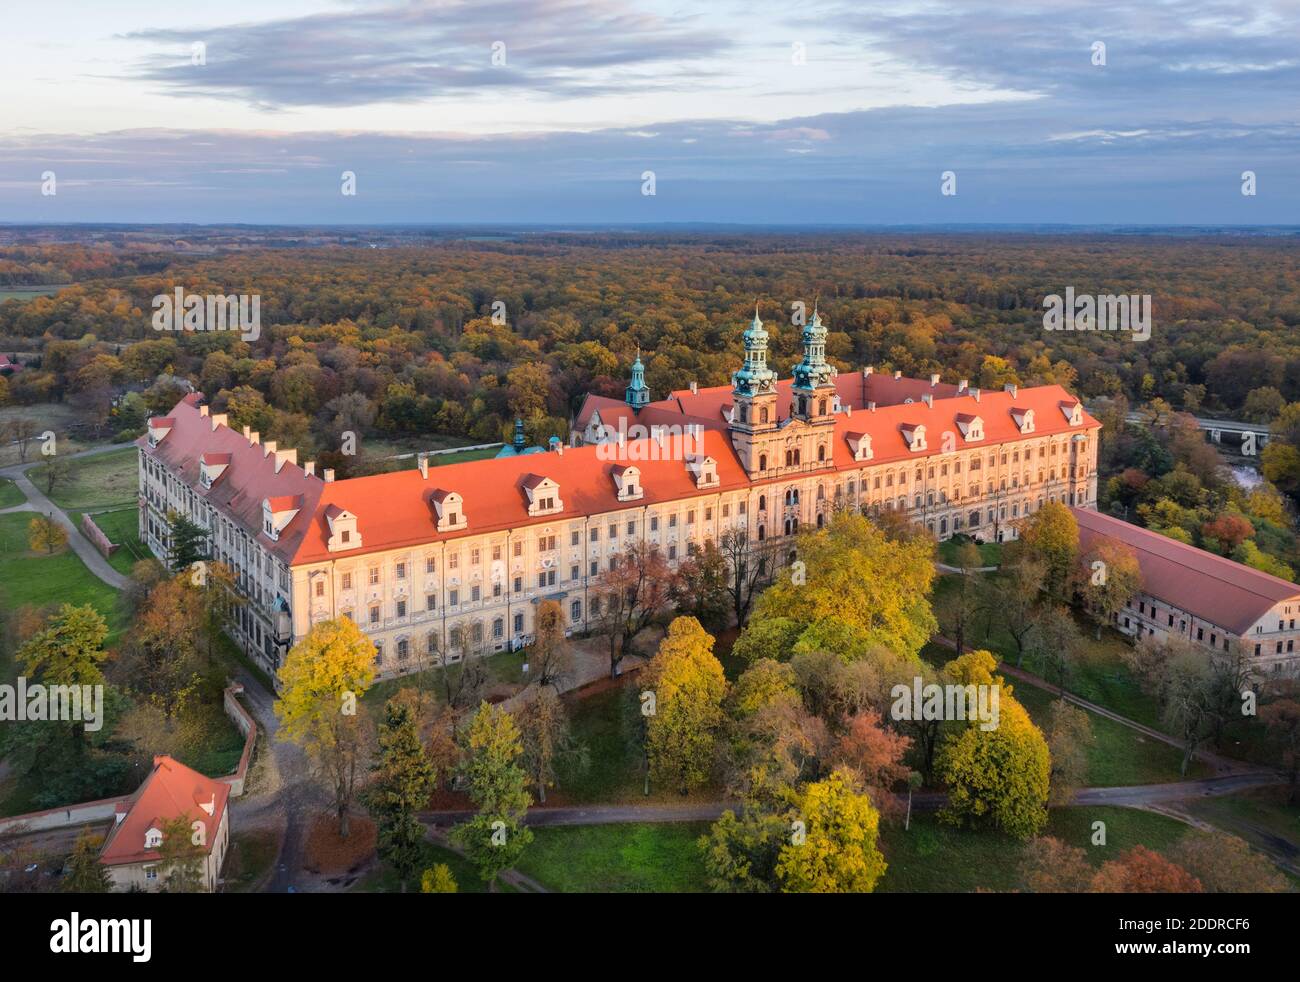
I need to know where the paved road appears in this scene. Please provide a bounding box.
[0,441,136,590]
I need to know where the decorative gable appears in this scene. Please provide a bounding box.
[612,464,643,501]
[325,504,362,552]
[430,489,467,532]
[686,453,719,489]
[522,474,564,516]
[1010,406,1035,434]
[900,422,927,451]
[955,413,984,442]
[1059,400,1084,426]
[262,495,303,541]
[846,432,873,461]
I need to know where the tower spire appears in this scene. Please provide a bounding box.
[625,347,650,410]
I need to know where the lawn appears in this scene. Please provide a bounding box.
[0,479,24,508]
[0,512,127,643]
[1184,788,1300,881]
[71,506,148,575]
[878,806,1189,892]
[30,446,138,511]
[938,536,1002,567]
[516,822,712,893]
[223,830,280,893]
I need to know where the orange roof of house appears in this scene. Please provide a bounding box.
[99,756,229,867]
[1072,507,1300,635]
[148,378,1097,568]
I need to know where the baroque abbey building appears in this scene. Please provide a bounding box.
[137,309,1101,677]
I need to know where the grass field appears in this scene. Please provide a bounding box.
[938,537,1002,567]
[0,479,24,508]
[1185,788,1300,882]
[30,446,138,511]
[517,822,712,892]
[0,285,67,302]
[355,839,505,893]
[223,830,280,893]
[0,512,126,642]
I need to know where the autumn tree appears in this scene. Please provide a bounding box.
[528,599,573,690]
[156,815,206,893]
[516,686,583,803]
[1016,501,1079,599]
[699,806,790,893]
[984,556,1046,665]
[938,651,1050,839]
[718,525,776,627]
[1260,680,1300,804]
[1090,846,1202,893]
[275,618,377,838]
[1074,539,1142,639]
[364,698,437,892]
[644,616,727,795]
[27,514,66,554]
[733,511,937,664]
[774,769,888,893]
[1170,830,1287,893]
[451,701,533,890]
[830,709,912,819]
[420,864,458,893]
[1019,836,1093,893]
[590,540,674,678]
[62,831,111,893]
[1026,604,1084,695]
[1045,699,1092,806]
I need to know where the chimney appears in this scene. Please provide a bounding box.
[262,440,277,458]
[867,401,877,412]
[558,444,564,457]
[417,453,428,480]
[210,413,228,431]
[689,381,698,395]
[248,431,259,446]
[242,425,251,440]
[930,373,940,386]
[863,366,874,377]
[304,461,316,477]
[323,468,335,483]
[1004,383,1018,398]
[200,405,210,418]
[893,370,902,380]
[922,393,933,408]
[845,405,853,417]
[273,447,297,473]
[972,388,981,403]
[958,379,968,392]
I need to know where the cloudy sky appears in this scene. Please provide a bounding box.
[1,0,1298,224]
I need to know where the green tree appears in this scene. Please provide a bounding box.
[156,815,206,892]
[63,831,111,893]
[166,513,210,572]
[451,702,533,889]
[516,686,582,803]
[420,864,458,893]
[1016,502,1079,599]
[364,698,437,892]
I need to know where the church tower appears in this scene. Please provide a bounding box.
[790,306,837,425]
[729,306,779,474]
[625,348,650,410]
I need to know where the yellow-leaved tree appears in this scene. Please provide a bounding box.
[645,616,727,795]
[275,617,377,838]
[775,768,887,893]
[732,511,937,665]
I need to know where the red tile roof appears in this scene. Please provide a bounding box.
[150,379,1097,568]
[99,756,229,867]
[1072,507,1300,636]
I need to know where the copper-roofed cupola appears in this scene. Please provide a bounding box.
[790,305,837,425]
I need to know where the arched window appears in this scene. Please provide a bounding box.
[940,517,948,536]
[794,449,801,465]
[785,450,793,467]
[758,525,766,541]
[759,494,767,511]
[759,454,768,471]
[760,407,769,424]
[818,398,827,415]
[817,444,826,462]
[816,513,824,529]
[969,509,980,527]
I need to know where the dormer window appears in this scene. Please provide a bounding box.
[199,452,231,489]
[901,423,928,452]
[262,494,303,542]
[326,505,362,553]
[846,432,873,461]
[146,417,174,448]
[613,465,643,501]
[1060,401,1084,426]
[430,490,468,532]
[686,454,719,489]
[145,827,162,849]
[522,475,564,516]
[955,413,984,442]
[1011,407,1035,434]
